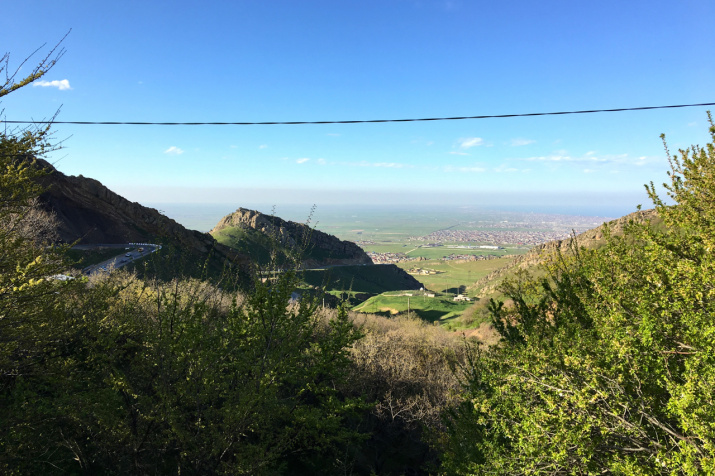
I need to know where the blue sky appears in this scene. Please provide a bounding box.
[2,0,714,216]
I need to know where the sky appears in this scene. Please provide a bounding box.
[2,0,714,217]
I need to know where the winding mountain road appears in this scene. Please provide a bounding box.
[77,243,161,276]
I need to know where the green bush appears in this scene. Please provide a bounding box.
[442,116,715,474]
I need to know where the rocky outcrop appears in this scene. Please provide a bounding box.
[470,208,660,295]
[211,207,373,268]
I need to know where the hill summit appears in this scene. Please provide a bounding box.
[210,208,373,268]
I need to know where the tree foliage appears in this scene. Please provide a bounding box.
[2,271,365,474]
[0,41,73,392]
[443,116,715,474]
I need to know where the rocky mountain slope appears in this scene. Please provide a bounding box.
[32,159,248,278]
[29,160,419,293]
[470,208,660,296]
[210,207,373,268]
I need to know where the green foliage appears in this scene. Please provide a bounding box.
[0,120,72,392]
[442,117,715,474]
[2,270,367,474]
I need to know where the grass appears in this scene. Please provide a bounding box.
[353,292,473,323]
[212,226,276,265]
[301,264,421,295]
[395,257,517,295]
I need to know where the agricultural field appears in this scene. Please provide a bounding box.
[353,291,473,323]
[397,257,516,295]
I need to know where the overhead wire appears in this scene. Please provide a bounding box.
[2,102,714,126]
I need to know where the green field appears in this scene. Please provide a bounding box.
[404,246,513,260]
[395,257,516,295]
[359,242,528,257]
[353,292,473,322]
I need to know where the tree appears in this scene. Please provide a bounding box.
[443,116,715,474]
[1,33,67,98]
[0,38,72,380]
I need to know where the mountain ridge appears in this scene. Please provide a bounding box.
[31,159,249,279]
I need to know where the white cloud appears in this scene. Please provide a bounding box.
[316,158,327,165]
[33,79,71,90]
[494,164,519,173]
[524,154,608,163]
[296,158,310,164]
[510,138,535,147]
[259,144,268,149]
[520,152,660,168]
[458,137,484,149]
[163,146,184,155]
[449,151,469,156]
[444,165,486,173]
[340,160,409,169]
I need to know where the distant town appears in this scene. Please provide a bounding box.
[416,229,576,246]
[366,251,505,264]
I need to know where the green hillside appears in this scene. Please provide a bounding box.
[212,225,280,266]
[300,264,423,306]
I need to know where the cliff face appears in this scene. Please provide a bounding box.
[211,207,373,268]
[470,208,660,295]
[33,160,246,266]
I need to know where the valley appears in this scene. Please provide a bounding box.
[142,202,617,328]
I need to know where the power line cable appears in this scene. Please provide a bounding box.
[2,102,714,126]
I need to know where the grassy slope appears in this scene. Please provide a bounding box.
[301,264,423,295]
[353,292,473,323]
[213,224,359,266]
[212,226,278,265]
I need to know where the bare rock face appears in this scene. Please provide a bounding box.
[32,160,245,265]
[211,208,373,267]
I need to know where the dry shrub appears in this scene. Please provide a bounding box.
[336,311,468,472]
[348,312,464,427]
[462,320,500,345]
[1,197,60,244]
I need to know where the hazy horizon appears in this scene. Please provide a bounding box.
[146,197,632,234]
